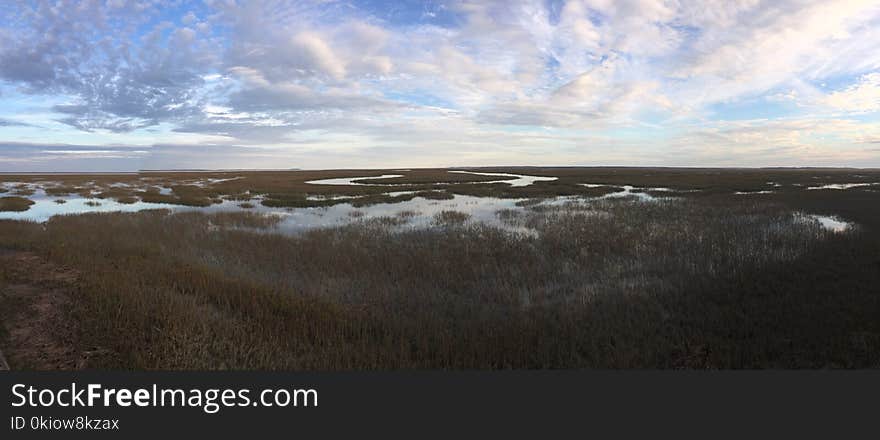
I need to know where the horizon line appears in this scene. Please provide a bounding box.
[2,165,880,175]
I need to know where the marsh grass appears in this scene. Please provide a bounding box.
[11,188,36,196]
[495,208,522,223]
[45,186,79,196]
[6,167,880,211]
[96,187,140,204]
[54,199,67,204]
[138,190,178,204]
[139,189,212,207]
[0,196,35,212]
[2,169,880,369]
[515,198,546,207]
[117,196,138,204]
[362,216,410,227]
[433,210,471,225]
[76,187,95,198]
[188,211,283,229]
[414,190,455,200]
[395,210,419,219]
[226,193,254,202]
[349,193,416,207]
[2,196,875,369]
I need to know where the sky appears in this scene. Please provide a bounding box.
[1,0,880,172]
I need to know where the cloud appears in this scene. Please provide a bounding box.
[0,142,150,172]
[822,73,880,112]
[0,118,32,127]
[666,118,880,166]
[224,67,401,112]
[1,0,880,169]
[668,0,880,105]
[288,32,347,80]
[0,0,219,132]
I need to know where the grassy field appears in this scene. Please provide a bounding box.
[1,168,879,369]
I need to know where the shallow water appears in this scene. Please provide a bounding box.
[271,195,529,234]
[305,190,419,201]
[0,188,538,235]
[804,214,851,233]
[210,194,542,235]
[807,183,877,190]
[0,189,183,222]
[447,171,558,187]
[603,186,655,201]
[580,184,672,201]
[304,174,404,186]
[2,185,856,236]
[305,171,558,188]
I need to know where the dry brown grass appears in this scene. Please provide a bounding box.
[433,210,471,225]
[117,196,138,204]
[96,187,139,204]
[2,192,876,369]
[1,169,879,369]
[45,186,79,196]
[0,196,35,212]
[11,187,36,197]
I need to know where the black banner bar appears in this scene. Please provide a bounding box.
[1,371,876,438]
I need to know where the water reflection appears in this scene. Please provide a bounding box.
[448,171,558,187]
[271,195,527,234]
[2,187,857,236]
[0,188,534,235]
[0,189,182,222]
[807,183,878,190]
[305,171,559,187]
[580,184,674,201]
[801,214,851,233]
[304,174,404,186]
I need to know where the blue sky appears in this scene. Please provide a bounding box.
[1,0,879,171]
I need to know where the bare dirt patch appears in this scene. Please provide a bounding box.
[0,250,82,369]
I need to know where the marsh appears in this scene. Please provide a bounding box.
[0,167,878,369]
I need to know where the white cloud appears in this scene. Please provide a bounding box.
[670,0,880,105]
[2,0,880,168]
[667,117,880,166]
[288,31,347,80]
[823,73,880,113]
